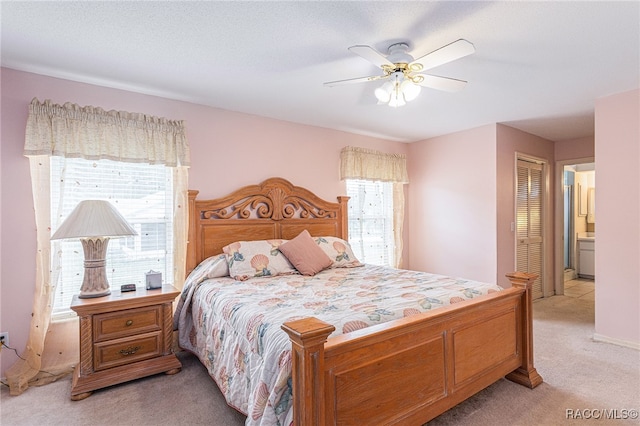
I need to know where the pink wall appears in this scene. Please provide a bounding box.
[496,124,555,289]
[594,89,640,346]
[555,136,595,161]
[407,124,555,289]
[407,124,498,283]
[0,68,408,376]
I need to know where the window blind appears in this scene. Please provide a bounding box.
[50,157,174,316]
[346,179,395,267]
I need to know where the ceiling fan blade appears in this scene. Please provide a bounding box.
[348,45,394,69]
[324,74,389,87]
[413,74,468,92]
[410,39,475,72]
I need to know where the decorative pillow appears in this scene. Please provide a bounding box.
[314,236,363,268]
[185,254,229,285]
[222,239,297,281]
[279,230,333,276]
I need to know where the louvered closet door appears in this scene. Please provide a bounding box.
[516,159,544,299]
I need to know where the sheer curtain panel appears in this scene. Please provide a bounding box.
[7,98,190,395]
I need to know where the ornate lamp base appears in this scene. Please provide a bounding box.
[79,237,112,299]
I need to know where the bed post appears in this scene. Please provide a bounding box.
[281,317,335,426]
[505,272,543,389]
[186,190,199,275]
[336,195,349,239]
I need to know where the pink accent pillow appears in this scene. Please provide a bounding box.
[279,230,333,276]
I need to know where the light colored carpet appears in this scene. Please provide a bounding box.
[1,295,638,425]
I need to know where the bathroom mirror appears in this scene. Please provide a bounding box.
[578,182,587,216]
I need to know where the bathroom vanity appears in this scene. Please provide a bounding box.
[577,233,595,278]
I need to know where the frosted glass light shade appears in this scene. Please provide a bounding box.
[401,80,422,102]
[377,71,421,107]
[51,200,137,240]
[375,81,393,103]
[388,96,406,108]
[388,87,406,108]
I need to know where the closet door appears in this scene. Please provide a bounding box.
[516,159,544,299]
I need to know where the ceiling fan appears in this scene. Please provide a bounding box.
[324,39,475,107]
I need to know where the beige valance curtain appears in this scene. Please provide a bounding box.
[24,98,190,166]
[340,146,408,183]
[7,98,190,396]
[340,146,408,268]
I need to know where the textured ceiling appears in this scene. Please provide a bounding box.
[2,1,639,142]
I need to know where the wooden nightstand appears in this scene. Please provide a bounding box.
[70,285,182,400]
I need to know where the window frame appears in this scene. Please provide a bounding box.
[49,156,175,318]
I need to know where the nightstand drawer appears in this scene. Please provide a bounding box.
[93,305,162,342]
[94,332,162,371]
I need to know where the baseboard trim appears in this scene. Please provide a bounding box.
[593,333,640,350]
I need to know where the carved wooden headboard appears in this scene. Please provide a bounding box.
[186,177,349,274]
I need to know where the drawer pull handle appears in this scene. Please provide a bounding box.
[125,320,133,326]
[119,346,141,356]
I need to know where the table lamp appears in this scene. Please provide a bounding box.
[51,200,137,298]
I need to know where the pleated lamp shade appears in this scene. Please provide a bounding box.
[51,200,137,240]
[51,200,137,298]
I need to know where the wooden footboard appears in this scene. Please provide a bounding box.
[282,272,542,425]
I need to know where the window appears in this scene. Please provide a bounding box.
[11,98,189,396]
[50,157,173,316]
[346,179,395,266]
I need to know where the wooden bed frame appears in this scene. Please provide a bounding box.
[186,177,542,425]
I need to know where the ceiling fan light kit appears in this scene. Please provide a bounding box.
[325,39,475,108]
[374,71,422,107]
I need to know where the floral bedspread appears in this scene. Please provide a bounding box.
[174,264,502,426]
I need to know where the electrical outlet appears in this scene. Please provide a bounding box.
[0,332,8,347]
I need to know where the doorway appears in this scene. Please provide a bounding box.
[563,168,576,279]
[554,158,595,296]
